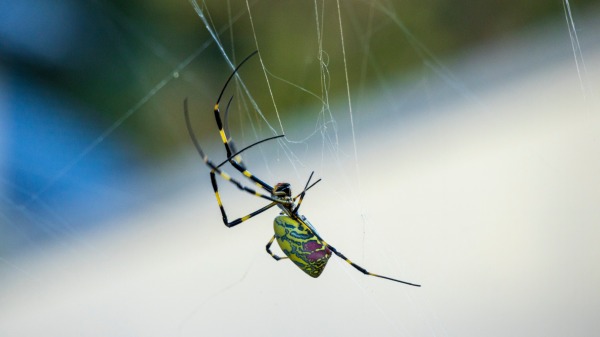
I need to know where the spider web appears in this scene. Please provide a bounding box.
[1,1,598,337]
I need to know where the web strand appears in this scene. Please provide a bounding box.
[562,0,590,99]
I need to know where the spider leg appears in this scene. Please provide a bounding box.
[212,51,275,193]
[214,101,275,193]
[323,242,421,287]
[185,99,283,227]
[292,171,322,214]
[209,169,279,227]
[210,175,278,226]
[185,52,293,228]
[215,134,285,169]
[265,235,288,261]
[214,51,258,159]
[222,95,246,169]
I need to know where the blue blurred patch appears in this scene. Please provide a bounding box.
[1,72,141,254]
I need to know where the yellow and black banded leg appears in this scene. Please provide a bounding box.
[293,171,322,214]
[221,96,246,169]
[207,162,276,205]
[186,98,283,227]
[209,170,280,227]
[212,50,274,194]
[214,102,274,193]
[213,50,258,162]
[214,135,284,170]
[265,235,288,261]
[324,243,421,287]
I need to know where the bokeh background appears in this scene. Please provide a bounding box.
[1,1,599,336]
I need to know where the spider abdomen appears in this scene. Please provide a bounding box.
[273,215,332,278]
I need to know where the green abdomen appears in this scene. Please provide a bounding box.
[273,215,332,278]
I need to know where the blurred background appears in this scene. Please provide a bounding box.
[1,0,599,336]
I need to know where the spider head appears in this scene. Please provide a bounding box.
[273,183,292,198]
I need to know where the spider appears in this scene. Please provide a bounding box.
[184,51,420,287]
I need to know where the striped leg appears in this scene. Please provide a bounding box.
[214,101,274,193]
[221,95,246,169]
[324,242,421,287]
[212,50,275,194]
[213,51,258,157]
[185,99,282,227]
[209,170,280,227]
[265,235,288,261]
[292,171,322,214]
[186,99,275,205]
[208,168,278,227]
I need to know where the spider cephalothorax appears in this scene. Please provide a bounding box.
[273,182,292,198]
[273,182,294,211]
[184,51,420,287]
